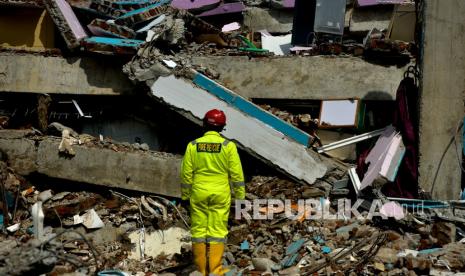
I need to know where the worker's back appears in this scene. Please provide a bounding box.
[184,131,233,194]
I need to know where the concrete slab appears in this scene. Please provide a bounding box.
[192,56,409,100]
[150,75,327,184]
[0,131,182,197]
[36,139,181,197]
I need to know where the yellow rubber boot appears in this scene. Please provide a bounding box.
[193,243,207,276]
[208,243,229,276]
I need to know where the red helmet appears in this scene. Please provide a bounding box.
[204,109,226,126]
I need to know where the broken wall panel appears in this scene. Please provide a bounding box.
[43,0,88,49]
[81,37,144,54]
[150,74,328,185]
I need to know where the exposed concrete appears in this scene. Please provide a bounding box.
[243,7,293,33]
[0,131,182,197]
[0,52,407,100]
[192,56,409,100]
[349,6,393,34]
[418,0,465,199]
[0,130,37,175]
[150,75,329,185]
[0,53,135,95]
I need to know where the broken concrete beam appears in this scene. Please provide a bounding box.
[149,74,328,185]
[43,0,88,49]
[88,18,137,39]
[191,56,410,100]
[115,0,170,26]
[81,37,145,55]
[0,130,182,198]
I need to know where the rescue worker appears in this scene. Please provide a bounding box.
[181,109,245,276]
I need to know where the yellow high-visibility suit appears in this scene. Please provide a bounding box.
[181,131,244,276]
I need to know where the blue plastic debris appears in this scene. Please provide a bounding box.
[0,214,3,228]
[280,238,306,268]
[6,192,14,209]
[98,270,128,276]
[322,246,331,254]
[240,240,249,251]
[286,238,306,255]
[418,248,442,255]
[336,222,359,234]
[313,236,325,245]
[84,37,145,48]
[281,253,299,268]
[116,0,170,19]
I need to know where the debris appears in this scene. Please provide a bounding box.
[380,201,405,220]
[432,222,457,246]
[317,127,387,153]
[360,125,403,190]
[38,189,53,202]
[252,257,277,272]
[162,59,177,69]
[31,201,44,241]
[128,227,190,260]
[222,22,241,33]
[81,37,145,55]
[82,209,105,229]
[260,32,292,56]
[240,240,250,251]
[58,129,77,156]
[6,223,20,233]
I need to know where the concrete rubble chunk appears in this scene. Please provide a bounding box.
[81,208,105,229]
[432,222,457,246]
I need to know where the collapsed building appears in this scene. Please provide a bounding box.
[0,0,465,275]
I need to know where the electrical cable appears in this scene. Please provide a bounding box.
[430,119,464,195]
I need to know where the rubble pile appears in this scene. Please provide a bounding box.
[0,0,416,62]
[220,176,465,275]
[0,160,192,274]
[2,160,465,275]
